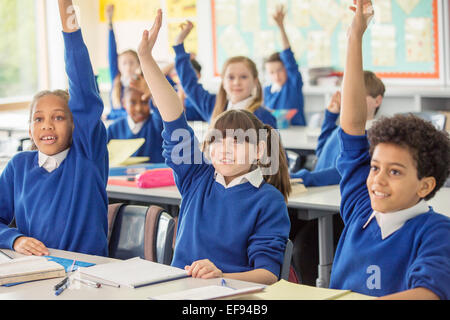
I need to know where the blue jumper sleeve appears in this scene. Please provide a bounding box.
[316,110,339,157]
[173,43,217,122]
[290,167,341,187]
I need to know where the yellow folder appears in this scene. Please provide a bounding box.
[107,138,150,167]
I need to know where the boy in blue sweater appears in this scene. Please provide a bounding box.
[0,0,108,256]
[106,84,165,163]
[137,11,291,284]
[263,5,306,126]
[291,70,385,186]
[330,0,450,299]
[172,21,277,129]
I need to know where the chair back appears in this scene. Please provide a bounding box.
[280,239,294,280]
[107,203,175,265]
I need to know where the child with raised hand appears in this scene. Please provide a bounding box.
[330,0,450,299]
[264,4,306,126]
[0,0,109,256]
[138,10,291,285]
[172,21,277,129]
[291,70,385,186]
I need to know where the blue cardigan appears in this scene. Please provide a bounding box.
[163,113,290,277]
[173,43,277,129]
[329,128,450,299]
[106,114,165,163]
[263,48,306,126]
[0,30,109,256]
[291,110,341,186]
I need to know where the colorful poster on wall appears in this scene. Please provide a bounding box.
[99,0,159,22]
[166,0,196,18]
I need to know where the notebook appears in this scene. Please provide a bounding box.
[149,284,265,300]
[0,256,66,285]
[107,138,149,167]
[78,257,188,288]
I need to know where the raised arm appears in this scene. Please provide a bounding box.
[58,0,79,33]
[138,9,183,122]
[106,4,119,84]
[340,0,373,135]
[273,4,290,50]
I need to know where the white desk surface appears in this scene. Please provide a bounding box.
[0,249,262,300]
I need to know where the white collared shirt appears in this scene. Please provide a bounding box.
[226,95,255,111]
[215,167,264,189]
[38,148,70,173]
[127,116,145,135]
[270,83,282,94]
[362,200,430,240]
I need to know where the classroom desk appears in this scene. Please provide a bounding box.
[0,248,262,300]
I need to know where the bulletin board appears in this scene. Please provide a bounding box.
[211,0,441,80]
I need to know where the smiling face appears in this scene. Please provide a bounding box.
[366,143,435,213]
[222,62,256,104]
[29,94,74,156]
[122,88,150,124]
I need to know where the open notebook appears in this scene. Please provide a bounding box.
[107,138,149,167]
[78,257,188,288]
[0,256,66,285]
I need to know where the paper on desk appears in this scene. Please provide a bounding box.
[107,138,146,167]
[149,284,265,300]
[242,279,351,300]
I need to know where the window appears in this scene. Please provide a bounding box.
[0,0,38,99]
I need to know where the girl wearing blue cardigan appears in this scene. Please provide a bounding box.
[0,0,108,256]
[263,5,306,126]
[137,11,291,284]
[331,0,450,299]
[172,21,277,129]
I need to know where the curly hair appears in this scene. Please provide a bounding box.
[367,114,450,200]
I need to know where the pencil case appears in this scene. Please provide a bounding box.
[136,168,175,188]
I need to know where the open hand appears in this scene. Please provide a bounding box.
[137,9,163,59]
[174,20,194,46]
[348,0,374,38]
[13,236,49,256]
[327,91,341,114]
[272,4,286,28]
[185,259,223,279]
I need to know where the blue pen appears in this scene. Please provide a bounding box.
[54,281,70,296]
[221,278,236,290]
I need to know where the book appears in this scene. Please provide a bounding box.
[0,256,66,286]
[78,257,188,288]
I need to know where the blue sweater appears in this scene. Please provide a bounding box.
[291,110,341,186]
[163,113,290,277]
[173,43,277,129]
[0,30,109,256]
[106,114,165,163]
[329,128,450,299]
[263,48,306,126]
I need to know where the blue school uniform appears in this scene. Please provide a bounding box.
[0,30,108,256]
[263,48,306,126]
[329,128,450,299]
[163,113,290,277]
[173,43,277,128]
[106,114,165,163]
[290,110,341,186]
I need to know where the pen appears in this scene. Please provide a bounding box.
[54,280,70,296]
[221,278,236,290]
[73,278,101,288]
[54,276,69,291]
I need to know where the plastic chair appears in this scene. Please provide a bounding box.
[107,203,175,265]
[279,239,294,281]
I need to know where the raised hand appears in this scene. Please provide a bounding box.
[58,0,79,33]
[174,20,194,46]
[327,91,341,114]
[348,0,374,38]
[272,4,286,29]
[137,9,163,59]
[106,4,114,24]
